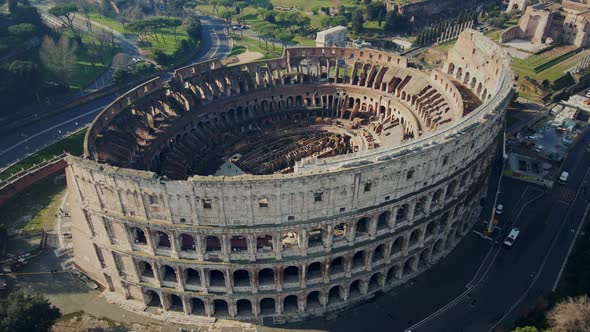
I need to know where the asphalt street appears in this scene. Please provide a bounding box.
[0,14,231,170]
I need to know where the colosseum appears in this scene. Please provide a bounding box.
[65,30,513,324]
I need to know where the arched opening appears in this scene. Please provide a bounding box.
[391,236,404,256]
[355,218,369,238]
[386,265,401,284]
[372,244,385,263]
[205,236,221,252]
[209,270,226,288]
[447,181,457,199]
[330,257,345,275]
[308,228,324,248]
[403,257,417,276]
[425,221,436,239]
[283,295,299,313]
[258,268,275,286]
[233,269,250,287]
[138,261,154,278]
[409,228,421,247]
[185,268,201,287]
[349,280,363,298]
[230,235,247,252]
[256,234,273,252]
[377,211,390,231]
[161,265,177,283]
[352,251,365,270]
[333,223,348,241]
[282,232,300,250]
[191,298,206,315]
[368,273,382,293]
[433,239,444,257]
[169,294,183,312]
[397,204,409,222]
[213,299,229,317]
[327,285,344,305]
[283,266,300,284]
[145,290,161,308]
[236,299,253,317]
[156,231,170,248]
[432,189,444,208]
[260,298,276,315]
[180,234,195,251]
[131,227,147,244]
[419,249,430,269]
[306,291,322,310]
[307,262,322,281]
[415,196,427,216]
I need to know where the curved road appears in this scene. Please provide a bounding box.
[0,14,231,170]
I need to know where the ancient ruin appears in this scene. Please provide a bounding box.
[66,30,513,324]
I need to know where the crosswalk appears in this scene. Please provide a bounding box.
[558,188,576,203]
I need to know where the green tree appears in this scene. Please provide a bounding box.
[48,4,78,36]
[512,327,540,332]
[352,8,364,33]
[384,11,409,34]
[40,35,78,84]
[187,18,202,41]
[275,30,293,48]
[0,291,61,331]
[8,23,37,40]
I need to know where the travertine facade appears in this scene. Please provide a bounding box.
[66,30,512,324]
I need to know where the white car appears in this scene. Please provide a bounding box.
[534,145,544,152]
[495,204,503,215]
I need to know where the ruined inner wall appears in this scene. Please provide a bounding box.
[67,30,513,323]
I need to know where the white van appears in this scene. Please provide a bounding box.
[558,171,569,184]
[495,204,503,215]
[503,228,520,248]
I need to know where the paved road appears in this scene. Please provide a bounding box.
[0,14,231,170]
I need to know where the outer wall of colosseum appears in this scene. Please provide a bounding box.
[65,30,513,324]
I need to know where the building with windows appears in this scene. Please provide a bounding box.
[66,30,513,324]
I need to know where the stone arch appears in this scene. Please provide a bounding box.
[397,204,409,222]
[456,67,463,80]
[408,228,421,247]
[447,180,457,198]
[330,256,345,275]
[191,297,206,315]
[403,256,417,276]
[327,285,344,305]
[477,82,483,96]
[230,235,247,252]
[236,299,253,317]
[372,244,386,263]
[447,63,456,75]
[425,221,437,239]
[418,248,431,269]
[168,294,183,312]
[432,188,444,208]
[233,269,251,287]
[351,250,366,270]
[386,264,401,284]
[205,235,221,252]
[333,223,348,241]
[260,297,276,315]
[283,295,299,313]
[391,236,404,256]
[156,231,170,248]
[282,231,300,250]
[256,234,273,252]
[145,290,161,308]
[306,291,322,310]
[349,279,363,299]
[179,234,195,251]
[258,268,275,286]
[308,228,324,248]
[355,217,370,238]
[209,270,226,288]
[433,239,444,257]
[368,272,383,292]
[415,196,427,216]
[161,265,177,283]
[185,268,201,287]
[375,210,391,230]
[470,77,477,89]
[131,227,147,244]
[138,261,154,278]
[283,266,300,284]
[307,262,322,281]
[213,299,229,317]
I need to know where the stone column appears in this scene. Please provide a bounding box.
[368,216,378,240]
[196,235,204,261]
[152,262,163,288]
[276,268,283,292]
[300,263,307,289]
[144,227,157,255]
[170,232,180,259]
[325,225,333,251]
[225,270,233,295]
[182,295,191,315]
[176,267,185,291]
[221,235,230,262]
[273,233,282,259]
[200,268,209,294]
[250,269,258,294]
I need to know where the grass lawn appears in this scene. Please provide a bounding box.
[232,35,283,59]
[293,36,316,46]
[511,46,583,84]
[87,13,126,34]
[0,129,85,182]
[0,173,66,232]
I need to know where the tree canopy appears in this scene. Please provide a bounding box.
[0,291,61,331]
